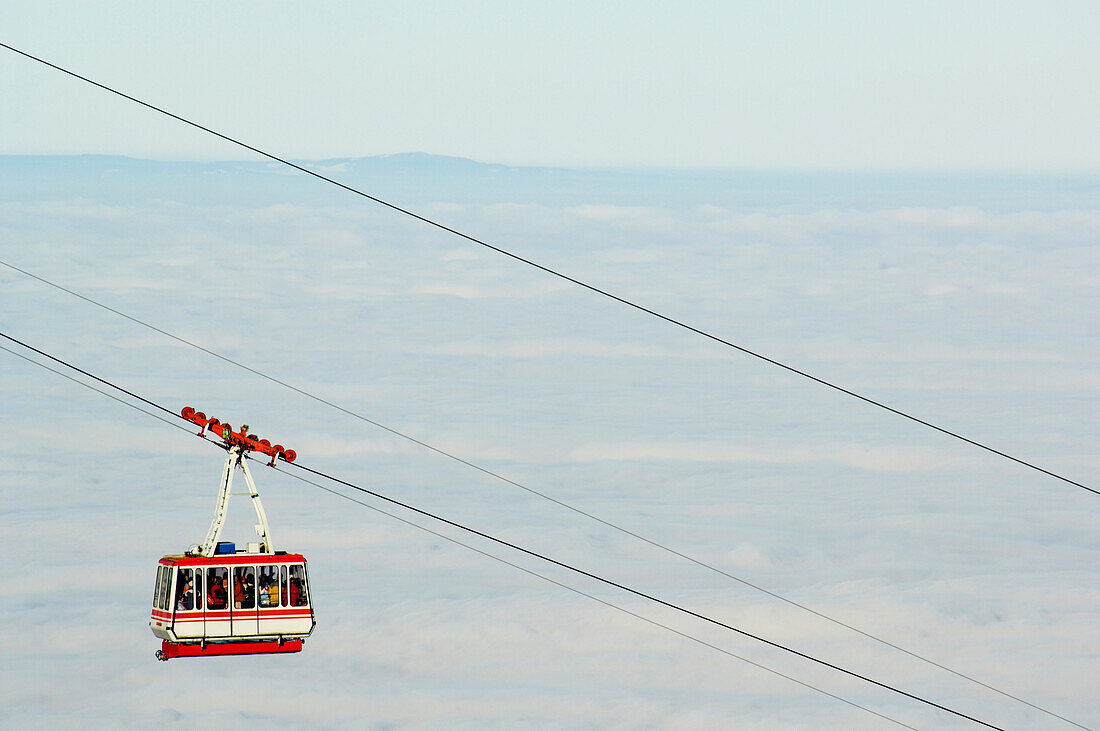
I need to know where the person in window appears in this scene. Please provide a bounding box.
[242,573,255,609]
[258,578,271,607]
[289,577,305,606]
[233,573,246,609]
[177,578,194,610]
[208,575,227,609]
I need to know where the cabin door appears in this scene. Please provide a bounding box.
[231,566,259,636]
[203,566,231,637]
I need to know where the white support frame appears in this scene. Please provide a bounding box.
[198,446,273,556]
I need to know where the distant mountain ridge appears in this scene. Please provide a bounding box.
[0,151,528,173]
[2,153,1097,211]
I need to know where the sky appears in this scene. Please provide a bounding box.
[1,3,1098,730]
[1,1,1099,170]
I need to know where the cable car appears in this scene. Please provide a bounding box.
[151,407,315,660]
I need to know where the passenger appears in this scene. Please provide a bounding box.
[269,578,280,606]
[289,577,303,606]
[258,579,271,608]
[233,574,246,609]
[242,574,256,609]
[177,579,194,610]
[208,575,227,609]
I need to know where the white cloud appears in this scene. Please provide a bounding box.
[560,441,958,473]
[414,282,485,299]
[306,162,348,173]
[412,278,571,299]
[724,544,776,571]
[408,339,719,360]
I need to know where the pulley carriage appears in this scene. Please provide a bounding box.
[150,407,315,660]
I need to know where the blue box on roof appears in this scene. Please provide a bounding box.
[215,542,236,555]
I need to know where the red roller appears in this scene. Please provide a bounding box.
[181,406,297,464]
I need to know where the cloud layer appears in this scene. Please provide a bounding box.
[1,157,1097,729]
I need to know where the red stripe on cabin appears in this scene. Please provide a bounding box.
[159,554,306,567]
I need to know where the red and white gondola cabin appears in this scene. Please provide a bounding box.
[150,407,315,660]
